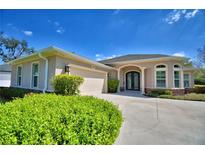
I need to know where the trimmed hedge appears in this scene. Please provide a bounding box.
[0,94,122,145]
[0,87,39,100]
[108,79,119,93]
[51,74,84,95]
[146,89,172,97]
[194,78,205,85]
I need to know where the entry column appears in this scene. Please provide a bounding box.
[141,67,145,94]
[117,68,120,92]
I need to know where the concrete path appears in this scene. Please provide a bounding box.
[85,91,205,145]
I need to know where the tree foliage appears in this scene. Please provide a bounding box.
[197,45,205,67]
[0,32,35,62]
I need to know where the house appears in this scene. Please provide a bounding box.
[9,46,195,94]
[0,64,11,87]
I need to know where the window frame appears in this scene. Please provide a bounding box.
[154,64,168,88]
[173,64,182,88]
[173,70,180,88]
[31,61,40,89]
[16,65,23,87]
[184,73,191,88]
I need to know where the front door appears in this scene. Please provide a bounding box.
[126,71,140,91]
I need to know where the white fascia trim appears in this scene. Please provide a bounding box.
[106,57,184,65]
[68,64,108,74]
[38,53,48,93]
[51,46,115,70]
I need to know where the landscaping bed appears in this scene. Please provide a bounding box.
[0,94,122,145]
[159,93,205,101]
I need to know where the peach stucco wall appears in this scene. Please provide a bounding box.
[109,59,194,89]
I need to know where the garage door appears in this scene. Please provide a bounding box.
[70,67,107,94]
[0,72,11,87]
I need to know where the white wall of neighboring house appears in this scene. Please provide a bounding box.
[0,64,11,87]
[0,72,11,87]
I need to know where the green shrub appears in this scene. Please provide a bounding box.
[0,87,38,100]
[0,94,122,145]
[51,74,84,95]
[146,89,172,97]
[194,78,205,85]
[108,79,119,93]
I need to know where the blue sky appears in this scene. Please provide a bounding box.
[0,9,205,63]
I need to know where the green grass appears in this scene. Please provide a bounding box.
[194,84,205,88]
[159,93,205,101]
[0,94,122,145]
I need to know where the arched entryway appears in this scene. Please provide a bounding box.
[126,71,140,91]
[117,64,146,94]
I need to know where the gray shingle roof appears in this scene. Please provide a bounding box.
[0,64,11,72]
[99,54,172,64]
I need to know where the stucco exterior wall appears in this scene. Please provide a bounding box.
[109,59,194,89]
[55,56,108,93]
[11,56,56,91]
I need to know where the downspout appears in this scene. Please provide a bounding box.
[38,53,48,93]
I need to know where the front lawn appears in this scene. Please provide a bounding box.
[0,94,122,145]
[159,93,205,101]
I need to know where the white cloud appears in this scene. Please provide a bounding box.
[165,10,186,24]
[54,21,60,26]
[23,30,33,36]
[95,53,120,61]
[48,20,65,34]
[173,52,185,57]
[95,54,101,57]
[185,9,199,19]
[165,9,199,24]
[7,23,13,26]
[56,27,65,34]
[113,9,120,15]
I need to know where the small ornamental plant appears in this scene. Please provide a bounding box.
[51,74,84,95]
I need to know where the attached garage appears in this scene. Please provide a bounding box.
[70,65,107,94]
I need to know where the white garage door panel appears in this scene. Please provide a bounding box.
[79,77,104,93]
[70,67,106,94]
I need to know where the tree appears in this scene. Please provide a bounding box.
[194,45,205,85]
[0,32,35,62]
[197,45,205,67]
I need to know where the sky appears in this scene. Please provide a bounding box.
[0,9,205,63]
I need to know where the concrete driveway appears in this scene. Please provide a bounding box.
[85,91,205,145]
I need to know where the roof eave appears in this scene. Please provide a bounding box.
[9,46,115,70]
[101,56,185,65]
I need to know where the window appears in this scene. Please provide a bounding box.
[156,71,166,88]
[174,71,180,88]
[174,64,181,68]
[184,74,190,88]
[173,64,182,88]
[32,63,39,88]
[155,64,167,88]
[156,65,166,68]
[17,66,22,86]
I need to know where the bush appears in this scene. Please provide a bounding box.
[186,87,205,94]
[108,79,119,93]
[0,87,38,100]
[146,89,172,97]
[0,94,122,145]
[194,78,205,85]
[51,74,84,95]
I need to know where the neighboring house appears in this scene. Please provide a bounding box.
[0,64,11,87]
[9,46,195,94]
